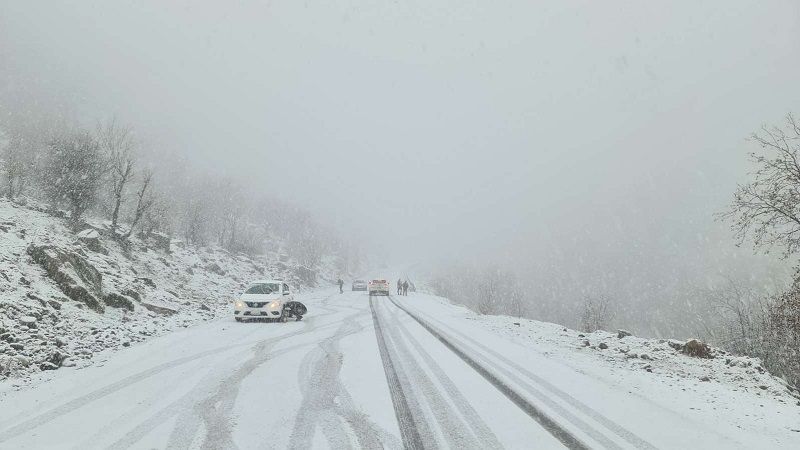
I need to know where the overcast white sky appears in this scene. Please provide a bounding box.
[2,0,800,273]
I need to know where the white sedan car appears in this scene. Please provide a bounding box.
[234,280,294,322]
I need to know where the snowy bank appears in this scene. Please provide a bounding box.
[0,199,332,387]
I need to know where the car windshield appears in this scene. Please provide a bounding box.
[245,283,280,295]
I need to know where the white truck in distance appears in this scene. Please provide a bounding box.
[368,279,390,296]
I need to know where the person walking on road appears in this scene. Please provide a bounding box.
[397,279,402,295]
[337,278,344,294]
[402,280,409,296]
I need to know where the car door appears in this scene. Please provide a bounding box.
[283,283,292,301]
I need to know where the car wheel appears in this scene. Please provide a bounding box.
[235,317,243,322]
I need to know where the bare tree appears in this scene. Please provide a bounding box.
[719,113,800,257]
[182,195,210,246]
[140,194,170,238]
[580,295,613,332]
[44,131,106,229]
[123,170,155,240]
[1,132,35,200]
[508,283,526,318]
[97,118,135,234]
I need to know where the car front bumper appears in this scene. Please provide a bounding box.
[234,306,283,319]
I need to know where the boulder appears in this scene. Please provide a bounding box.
[206,263,226,276]
[598,342,609,350]
[76,229,108,255]
[104,293,134,311]
[147,232,171,253]
[135,277,157,288]
[667,340,684,351]
[47,350,67,367]
[682,339,712,359]
[39,361,59,371]
[27,244,104,312]
[617,329,632,339]
[19,315,37,328]
[141,302,178,316]
[121,289,142,302]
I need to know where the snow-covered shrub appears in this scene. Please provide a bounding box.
[42,131,106,229]
[430,264,524,317]
[580,295,614,333]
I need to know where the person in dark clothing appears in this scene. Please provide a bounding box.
[337,278,344,294]
[397,279,402,295]
[402,280,409,296]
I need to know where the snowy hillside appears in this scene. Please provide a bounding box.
[0,199,332,384]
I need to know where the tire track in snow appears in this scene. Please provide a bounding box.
[288,308,401,450]
[375,299,501,449]
[387,304,504,449]
[387,296,591,450]
[369,297,428,450]
[0,328,269,444]
[0,313,347,446]
[105,338,326,449]
[418,310,662,450]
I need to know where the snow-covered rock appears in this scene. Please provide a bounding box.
[26,244,104,312]
[18,316,37,328]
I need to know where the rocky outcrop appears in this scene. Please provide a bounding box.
[682,339,712,359]
[104,293,135,311]
[76,229,108,255]
[141,302,178,316]
[206,263,225,276]
[147,232,171,253]
[27,244,104,312]
[121,289,142,302]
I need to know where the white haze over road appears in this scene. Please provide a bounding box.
[2,1,800,330]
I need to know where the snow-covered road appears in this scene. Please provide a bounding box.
[0,288,795,449]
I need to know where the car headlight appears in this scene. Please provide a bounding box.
[235,300,245,308]
[269,301,280,309]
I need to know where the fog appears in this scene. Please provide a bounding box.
[3,1,800,334]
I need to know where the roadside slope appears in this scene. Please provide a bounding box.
[392,292,800,449]
[0,199,327,388]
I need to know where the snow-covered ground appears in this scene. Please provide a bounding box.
[1,282,798,449]
[0,199,330,387]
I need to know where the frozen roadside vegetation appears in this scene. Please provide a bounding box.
[0,199,333,389]
[405,291,800,442]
